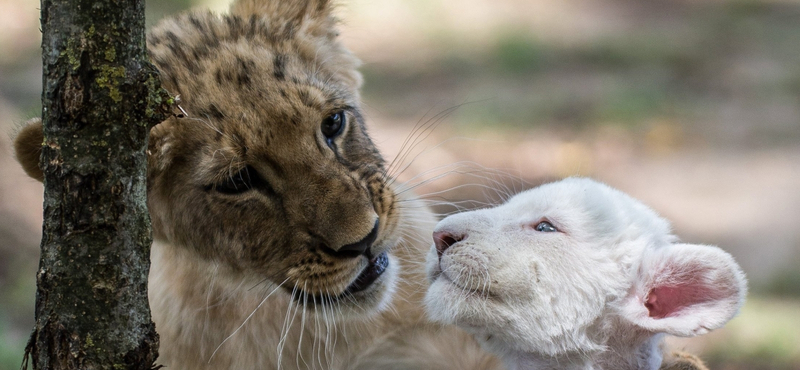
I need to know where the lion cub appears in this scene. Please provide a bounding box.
[13,0,500,369]
[425,177,746,370]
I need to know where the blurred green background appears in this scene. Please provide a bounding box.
[1,0,799,369]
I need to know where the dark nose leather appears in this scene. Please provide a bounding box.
[326,220,380,258]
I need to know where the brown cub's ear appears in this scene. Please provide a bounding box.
[659,351,710,370]
[230,0,333,28]
[147,119,178,176]
[229,0,362,90]
[13,117,44,182]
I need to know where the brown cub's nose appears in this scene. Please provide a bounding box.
[328,220,380,258]
[433,231,465,257]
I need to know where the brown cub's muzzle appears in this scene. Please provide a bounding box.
[321,219,380,258]
[294,219,390,303]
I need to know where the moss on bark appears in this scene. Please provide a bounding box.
[24,0,171,369]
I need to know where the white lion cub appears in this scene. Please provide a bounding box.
[425,177,746,370]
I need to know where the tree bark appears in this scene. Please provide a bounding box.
[24,0,172,369]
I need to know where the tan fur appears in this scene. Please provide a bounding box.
[13,0,499,369]
[659,352,709,370]
[353,324,503,370]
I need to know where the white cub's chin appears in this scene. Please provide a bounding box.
[424,274,479,326]
[424,276,454,324]
[424,246,471,325]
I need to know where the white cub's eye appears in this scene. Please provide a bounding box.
[534,221,558,232]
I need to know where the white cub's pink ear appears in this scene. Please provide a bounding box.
[620,243,747,337]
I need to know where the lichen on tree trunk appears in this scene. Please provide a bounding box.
[24,0,172,369]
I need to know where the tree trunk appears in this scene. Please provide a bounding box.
[24,0,172,369]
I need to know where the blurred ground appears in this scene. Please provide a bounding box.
[1,0,799,369]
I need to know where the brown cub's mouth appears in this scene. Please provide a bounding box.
[344,251,389,295]
[293,250,390,304]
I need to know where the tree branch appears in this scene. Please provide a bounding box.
[25,0,171,368]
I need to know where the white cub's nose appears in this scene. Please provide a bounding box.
[433,230,465,257]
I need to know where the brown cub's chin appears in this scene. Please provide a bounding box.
[292,251,390,305]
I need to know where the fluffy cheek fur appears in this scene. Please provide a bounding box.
[494,240,627,356]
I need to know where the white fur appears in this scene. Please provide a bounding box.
[424,177,747,370]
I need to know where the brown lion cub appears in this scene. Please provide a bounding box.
[13,0,499,369]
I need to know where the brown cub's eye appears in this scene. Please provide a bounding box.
[535,221,558,233]
[321,111,346,141]
[212,166,255,194]
[208,165,276,197]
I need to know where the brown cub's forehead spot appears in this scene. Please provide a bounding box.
[147,11,358,114]
[152,37,360,180]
